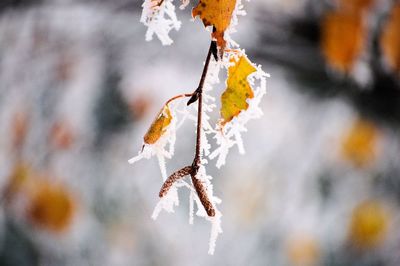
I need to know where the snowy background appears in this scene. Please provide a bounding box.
[0,0,400,265]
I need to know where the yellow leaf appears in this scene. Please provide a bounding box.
[321,11,366,73]
[220,54,256,126]
[348,200,389,249]
[144,105,172,144]
[380,3,400,74]
[192,0,237,52]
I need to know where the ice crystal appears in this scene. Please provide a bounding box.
[191,166,222,255]
[224,0,247,48]
[140,0,181,45]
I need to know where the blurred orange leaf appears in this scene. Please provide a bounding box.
[28,180,76,233]
[380,3,400,74]
[192,0,237,53]
[220,54,256,126]
[341,119,379,167]
[321,11,366,73]
[11,112,29,151]
[50,121,75,150]
[129,95,152,121]
[3,163,30,203]
[287,234,320,266]
[144,105,172,144]
[348,200,389,249]
[338,0,375,13]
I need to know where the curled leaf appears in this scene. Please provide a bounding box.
[220,53,257,126]
[192,0,237,53]
[144,105,172,144]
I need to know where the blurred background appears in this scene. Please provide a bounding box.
[0,0,400,265]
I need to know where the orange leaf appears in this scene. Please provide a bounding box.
[380,3,400,74]
[192,0,237,52]
[28,181,76,233]
[321,11,366,73]
[144,105,172,144]
[220,54,256,126]
[338,0,375,13]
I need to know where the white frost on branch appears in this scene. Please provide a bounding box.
[200,59,222,160]
[179,0,191,10]
[225,0,247,49]
[151,186,179,219]
[192,166,222,255]
[140,0,181,45]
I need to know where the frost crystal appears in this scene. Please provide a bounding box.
[140,0,181,45]
[179,0,190,10]
[191,166,222,255]
[225,0,247,48]
[151,186,179,219]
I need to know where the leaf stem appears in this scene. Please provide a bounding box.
[165,93,194,106]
